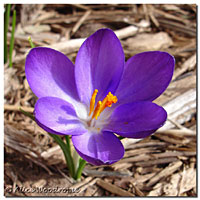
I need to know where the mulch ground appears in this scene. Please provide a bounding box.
[4,4,196,197]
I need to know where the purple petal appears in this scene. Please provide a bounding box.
[25,47,79,102]
[103,101,167,138]
[115,51,175,104]
[34,97,86,135]
[75,28,125,106]
[72,131,124,165]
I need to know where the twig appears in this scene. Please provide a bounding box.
[115,25,138,39]
[154,134,190,145]
[13,25,140,64]
[147,5,159,27]
[56,166,75,184]
[122,140,167,150]
[69,177,93,190]
[97,179,134,196]
[160,89,196,131]
[157,18,196,37]
[119,154,151,163]
[149,11,160,27]
[153,7,191,25]
[78,178,99,194]
[156,128,196,137]
[83,168,132,177]
[151,151,196,158]
[132,184,145,196]
[146,160,182,187]
[4,104,34,113]
[172,54,196,81]
[71,4,90,10]
[4,124,52,175]
[135,157,179,167]
[71,10,92,36]
[167,118,189,130]
[135,172,158,184]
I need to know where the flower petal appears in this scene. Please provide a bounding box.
[115,51,175,104]
[34,97,86,135]
[103,101,167,138]
[75,28,125,107]
[25,47,79,102]
[72,131,124,165]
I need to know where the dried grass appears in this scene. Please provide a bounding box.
[4,4,196,197]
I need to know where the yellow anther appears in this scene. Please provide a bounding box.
[89,89,118,120]
[106,92,118,107]
[92,101,102,120]
[89,89,98,116]
[99,92,118,114]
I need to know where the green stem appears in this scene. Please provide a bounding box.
[9,9,16,67]
[65,135,71,155]
[4,4,11,63]
[28,36,35,48]
[75,158,87,180]
[49,134,75,178]
[19,107,79,179]
[19,107,35,121]
[72,148,80,173]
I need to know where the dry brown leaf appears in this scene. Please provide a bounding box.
[126,32,173,51]
[148,183,163,196]
[4,67,20,97]
[179,168,196,195]
[163,173,181,196]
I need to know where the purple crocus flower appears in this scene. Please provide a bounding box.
[25,29,174,165]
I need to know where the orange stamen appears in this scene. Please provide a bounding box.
[89,89,118,120]
[99,92,118,114]
[92,101,102,120]
[89,89,98,116]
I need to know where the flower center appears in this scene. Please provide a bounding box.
[89,89,118,120]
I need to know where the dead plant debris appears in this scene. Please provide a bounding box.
[4,4,196,197]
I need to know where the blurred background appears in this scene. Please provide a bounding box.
[4,4,196,197]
